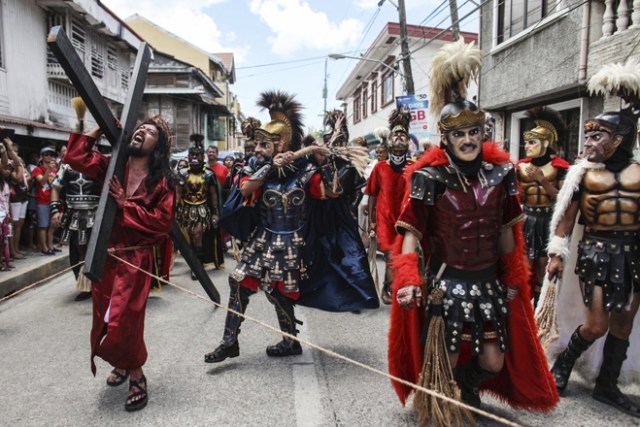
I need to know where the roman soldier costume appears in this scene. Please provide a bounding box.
[176,134,220,275]
[541,59,640,417]
[205,91,378,364]
[365,109,415,304]
[388,39,558,425]
[516,107,570,307]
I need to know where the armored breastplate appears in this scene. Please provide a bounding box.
[518,162,559,207]
[580,164,640,231]
[429,180,505,270]
[260,175,308,233]
[182,171,208,206]
[64,170,100,210]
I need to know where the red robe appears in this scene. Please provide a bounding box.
[364,160,414,251]
[65,133,176,374]
[388,143,559,411]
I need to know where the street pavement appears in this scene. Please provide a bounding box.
[0,252,639,426]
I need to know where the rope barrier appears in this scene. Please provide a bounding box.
[109,251,523,427]
[0,246,524,426]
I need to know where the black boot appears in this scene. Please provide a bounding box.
[532,281,542,308]
[592,334,640,417]
[550,326,594,393]
[454,358,497,408]
[381,252,393,305]
[265,290,303,357]
[204,279,251,363]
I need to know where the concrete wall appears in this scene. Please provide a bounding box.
[479,1,585,110]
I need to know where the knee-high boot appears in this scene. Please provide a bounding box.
[454,358,497,408]
[265,290,303,357]
[204,278,252,363]
[592,333,640,417]
[550,326,594,393]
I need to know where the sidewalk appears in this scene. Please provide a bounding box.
[0,247,70,299]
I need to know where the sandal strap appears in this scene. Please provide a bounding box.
[129,375,147,392]
[110,369,129,380]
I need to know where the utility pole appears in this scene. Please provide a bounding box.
[323,57,328,115]
[449,0,460,41]
[398,0,415,95]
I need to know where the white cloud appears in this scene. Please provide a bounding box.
[103,0,227,52]
[354,0,381,10]
[249,0,364,57]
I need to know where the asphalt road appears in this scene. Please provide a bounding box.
[0,254,638,426]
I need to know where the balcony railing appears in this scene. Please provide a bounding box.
[602,0,640,36]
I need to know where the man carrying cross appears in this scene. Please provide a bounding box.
[64,116,176,412]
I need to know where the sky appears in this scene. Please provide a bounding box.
[101,0,480,133]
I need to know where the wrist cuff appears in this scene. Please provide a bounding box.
[547,235,570,259]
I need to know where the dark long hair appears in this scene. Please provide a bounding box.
[140,119,174,192]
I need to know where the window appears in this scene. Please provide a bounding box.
[381,72,394,106]
[70,18,86,63]
[497,0,560,44]
[362,86,368,119]
[353,93,361,123]
[91,39,105,79]
[371,80,378,113]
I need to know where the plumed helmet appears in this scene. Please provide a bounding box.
[388,108,411,135]
[587,58,640,157]
[523,107,566,154]
[429,39,485,134]
[323,110,349,146]
[254,90,305,152]
[188,133,204,155]
[241,117,261,141]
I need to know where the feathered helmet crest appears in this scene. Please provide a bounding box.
[241,117,261,142]
[523,107,566,154]
[586,58,640,155]
[255,90,305,152]
[388,108,411,135]
[188,133,204,155]
[429,39,484,134]
[323,110,349,146]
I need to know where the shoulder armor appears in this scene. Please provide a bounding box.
[409,167,440,206]
[482,162,517,194]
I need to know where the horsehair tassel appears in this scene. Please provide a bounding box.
[535,280,560,348]
[412,286,474,427]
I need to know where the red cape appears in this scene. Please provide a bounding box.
[388,143,559,411]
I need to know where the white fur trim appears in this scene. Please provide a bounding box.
[547,235,571,259]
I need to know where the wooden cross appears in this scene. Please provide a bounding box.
[47,26,220,303]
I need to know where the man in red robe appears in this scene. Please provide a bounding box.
[64,116,176,412]
[365,109,414,304]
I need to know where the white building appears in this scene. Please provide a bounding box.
[334,23,478,148]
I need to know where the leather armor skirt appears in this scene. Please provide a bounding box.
[523,205,553,259]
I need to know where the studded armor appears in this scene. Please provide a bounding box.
[52,164,100,246]
[232,163,316,293]
[176,167,217,233]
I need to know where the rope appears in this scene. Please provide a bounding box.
[0,261,84,304]
[109,251,523,427]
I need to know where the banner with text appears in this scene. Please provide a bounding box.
[396,94,430,152]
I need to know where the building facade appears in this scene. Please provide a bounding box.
[0,0,141,152]
[334,23,478,149]
[125,14,242,151]
[479,0,640,162]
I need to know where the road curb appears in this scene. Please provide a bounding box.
[0,254,69,298]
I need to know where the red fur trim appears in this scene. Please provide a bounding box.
[551,157,570,168]
[516,157,532,166]
[390,252,422,293]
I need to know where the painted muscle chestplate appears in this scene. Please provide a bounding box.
[580,164,640,231]
[518,162,560,207]
[181,168,212,206]
[232,167,315,293]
